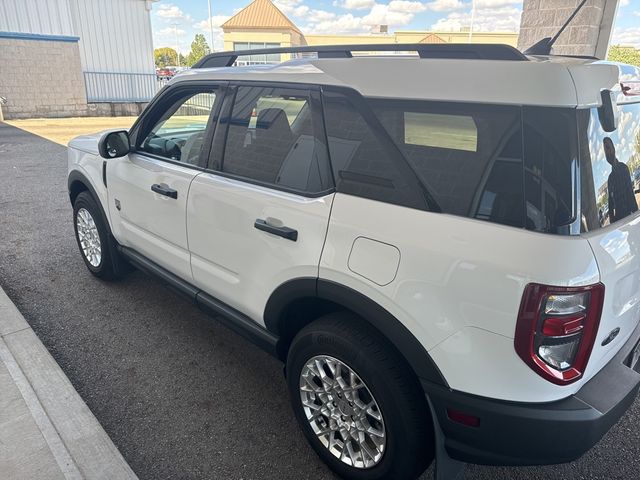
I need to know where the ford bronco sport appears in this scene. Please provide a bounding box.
[67,42,640,480]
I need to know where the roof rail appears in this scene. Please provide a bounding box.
[192,43,528,68]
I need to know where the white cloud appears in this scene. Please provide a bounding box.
[193,15,230,30]
[193,15,231,50]
[154,26,190,54]
[336,0,377,10]
[304,13,368,34]
[155,26,187,37]
[425,0,464,12]
[619,0,630,7]
[612,27,640,48]
[475,0,521,7]
[362,2,427,27]
[307,10,337,22]
[432,4,522,32]
[274,0,313,17]
[155,3,191,22]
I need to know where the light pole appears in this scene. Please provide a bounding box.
[207,0,214,52]
[468,0,476,43]
[172,23,180,66]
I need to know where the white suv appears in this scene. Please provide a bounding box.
[68,44,640,480]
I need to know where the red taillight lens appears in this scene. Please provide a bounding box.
[514,283,605,385]
[541,315,585,336]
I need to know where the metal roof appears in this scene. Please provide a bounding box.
[221,0,302,34]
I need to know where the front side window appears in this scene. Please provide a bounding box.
[218,86,332,194]
[580,102,640,231]
[138,91,217,166]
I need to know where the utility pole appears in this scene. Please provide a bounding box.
[172,23,180,66]
[207,0,214,52]
[468,0,476,43]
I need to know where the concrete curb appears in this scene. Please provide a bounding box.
[0,286,137,480]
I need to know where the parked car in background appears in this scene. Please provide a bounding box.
[67,43,640,480]
[156,66,176,78]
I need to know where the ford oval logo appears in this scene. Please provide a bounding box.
[601,327,621,346]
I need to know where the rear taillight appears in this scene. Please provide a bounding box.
[515,283,605,385]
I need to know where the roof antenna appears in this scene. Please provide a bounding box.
[523,0,588,56]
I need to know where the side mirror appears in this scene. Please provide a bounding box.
[98,130,131,159]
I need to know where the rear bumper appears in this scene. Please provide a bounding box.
[424,322,640,466]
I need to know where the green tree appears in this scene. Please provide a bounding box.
[185,34,211,67]
[607,45,640,67]
[154,47,178,68]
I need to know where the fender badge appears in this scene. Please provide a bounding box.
[601,327,620,347]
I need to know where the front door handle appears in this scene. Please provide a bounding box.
[254,219,298,241]
[151,183,178,199]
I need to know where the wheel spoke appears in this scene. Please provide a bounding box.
[76,208,102,267]
[299,355,385,469]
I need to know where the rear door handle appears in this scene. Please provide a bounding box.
[151,183,178,199]
[254,219,298,241]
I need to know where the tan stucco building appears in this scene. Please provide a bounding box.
[222,0,519,62]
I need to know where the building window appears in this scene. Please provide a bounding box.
[233,42,281,65]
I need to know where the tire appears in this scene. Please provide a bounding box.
[286,312,434,480]
[72,190,125,280]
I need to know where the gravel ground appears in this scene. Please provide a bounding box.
[0,122,638,480]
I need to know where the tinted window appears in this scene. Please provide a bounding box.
[139,91,216,166]
[522,107,577,233]
[322,91,429,210]
[371,99,524,226]
[220,86,332,194]
[324,91,580,233]
[580,102,640,231]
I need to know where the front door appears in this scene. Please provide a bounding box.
[187,84,335,323]
[108,85,222,280]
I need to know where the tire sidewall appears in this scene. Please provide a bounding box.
[73,192,110,275]
[287,325,414,480]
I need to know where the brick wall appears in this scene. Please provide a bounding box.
[0,38,89,119]
[518,0,618,58]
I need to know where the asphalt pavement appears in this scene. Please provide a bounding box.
[0,121,638,480]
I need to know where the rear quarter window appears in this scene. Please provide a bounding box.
[580,102,640,231]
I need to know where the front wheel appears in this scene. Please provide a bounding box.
[286,312,434,480]
[73,191,124,280]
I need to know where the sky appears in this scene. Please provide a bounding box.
[151,0,640,54]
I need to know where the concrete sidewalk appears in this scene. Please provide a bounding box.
[0,286,137,480]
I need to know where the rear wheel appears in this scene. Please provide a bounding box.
[286,312,434,480]
[73,191,125,280]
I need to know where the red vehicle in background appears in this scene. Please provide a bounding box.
[156,66,176,78]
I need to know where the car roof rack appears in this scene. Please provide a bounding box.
[192,43,528,68]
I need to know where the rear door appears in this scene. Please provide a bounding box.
[187,83,334,323]
[580,99,640,376]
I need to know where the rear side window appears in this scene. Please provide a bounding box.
[522,107,577,233]
[324,90,579,234]
[372,99,524,226]
[580,102,640,231]
[217,86,332,194]
[321,91,429,210]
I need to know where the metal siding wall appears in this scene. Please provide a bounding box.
[0,0,74,36]
[69,0,154,73]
